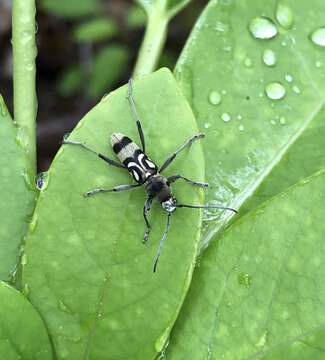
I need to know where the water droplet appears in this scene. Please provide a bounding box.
[281,40,287,46]
[270,119,276,125]
[316,61,322,68]
[221,113,231,122]
[255,330,268,347]
[285,74,293,82]
[36,172,48,190]
[21,30,32,44]
[221,89,227,95]
[29,214,38,233]
[292,85,301,94]
[244,57,253,68]
[238,272,252,288]
[204,122,211,129]
[265,82,286,100]
[214,21,229,33]
[275,2,294,29]
[279,116,286,125]
[155,326,171,353]
[208,91,222,106]
[262,49,276,66]
[282,310,290,320]
[222,44,232,52]
[310,27,325,47]
[249,17,278,39]
[237,115,243,120]
[58,300,71,313]
[22,283,30,297]
[238,124,245,131]
[21,253,28,266]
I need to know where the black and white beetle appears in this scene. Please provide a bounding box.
[63,80,237,272]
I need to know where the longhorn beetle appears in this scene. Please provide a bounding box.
[63,80,237,272]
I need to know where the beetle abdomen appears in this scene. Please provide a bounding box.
[111,133,157,183]
[111,133,139,163]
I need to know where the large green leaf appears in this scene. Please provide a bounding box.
[167,170,325,359]
[0,95,35,281]
[0,281,53,359]
[23,69,205,359]
[242,104,325,215]
[174,0,325,248]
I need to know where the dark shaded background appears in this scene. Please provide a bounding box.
[0,0,206,171]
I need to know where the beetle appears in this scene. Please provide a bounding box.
[63,79,236,272]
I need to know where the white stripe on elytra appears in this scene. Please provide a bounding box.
[127,161,143,181]
[138,153,156,169]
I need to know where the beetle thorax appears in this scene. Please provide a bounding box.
[144,174,172,203]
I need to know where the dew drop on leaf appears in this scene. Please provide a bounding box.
[262,49,276,66]
[208,90,222,105]
[244,57,253,68]
[255,330,268,347]
[238,272,251,287]
[58,300,71,314]
[29,214,38,233]
[248,17,278,39]
[22,283,30,297]
[310,27,325,47]
[275,2,294,29]
[237,115,243,120]
[221,113,231,122]
[315,61,322,68]
[21,253,28,266]
[292,85,301,94]
[279,116,286,125]
[285,74,293,82]
[36,172,48,190]
[238,124,245,131]
[204,122,211,129]
[265,82,286,100]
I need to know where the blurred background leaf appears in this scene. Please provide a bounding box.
[126,4,147,28]
[0,0,206,171]
[88,44,129,98]
[73,18,118,43]
[40,0,100,19]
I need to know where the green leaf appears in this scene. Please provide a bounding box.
[126,5,147,28]
[242,104,325,215]
[88,45,129,98]
[23,69,205,359]
[73,19,118,43]
[57,66,83,97]
[0,96,35,281]
[0,281,53,359]
[41,0,100,19]
[167,170,325,359]
[174,0,325,248]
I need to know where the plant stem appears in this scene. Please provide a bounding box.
[133,11,168,77]
[12,0,37,181]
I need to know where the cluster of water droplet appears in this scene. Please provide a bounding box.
[206,1,325,134]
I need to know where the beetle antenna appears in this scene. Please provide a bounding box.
[153,212,172,273]
[176,204,237,213]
